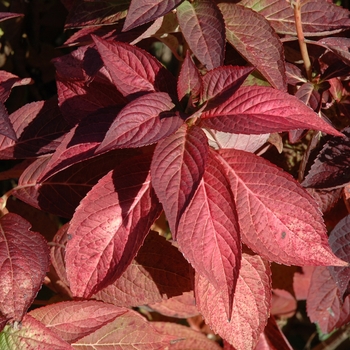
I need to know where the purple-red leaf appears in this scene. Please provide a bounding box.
[177,150,241,320]
[93,36,177,98]
[0,315,73,350]
[0,98,70,159]
[72,309,175,349]
[93,231,193,307]
[0,71,32,103]
[218,148,347,266]
[240,0,350,36]
[29,301,127,343]
[177,51,202,103]
[219,3,286,91]
[328,214,350,300]
[123,0,182,31]
[151,124,208,235]
[201,86,342,136]
[318,37,350,66]
[302,127,350,189]
[97,92,183,151]
[0,213,50,323]
[195,253,271,350]
[66,154,162,298]
[0,102,16,141]
[177,0,225,70]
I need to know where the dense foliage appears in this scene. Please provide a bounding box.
[1,0,350,349]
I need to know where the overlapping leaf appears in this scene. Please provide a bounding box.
[195,253,271,350]
[328,214,350,300]
[0,315,73,350]
[93,231,193,307]
[177,150,241,320]
[65,154,162,298]
[0,103,16,141]
[72,309,175,349]
[219,3,286,91]
[302,126,350,189]
[97,92,183,151]
[240,0,350,36]
[0,213,50,323]
[0,71,32,103]
[201,86,343,136]
[177,0,225,70]
[93,36,177,98]
[123,0,182,31]
[151,124,208,235]
[29,301,127,343]
[217,148,347,266]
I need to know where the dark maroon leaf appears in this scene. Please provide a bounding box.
[65,0,129,28]
[0,315,73,349]
[0,213,50,323]
[0,98,70,159]
[195,253,271,350]
[328,215,350,300]
[306,188,343,214]
[151,125,208,235]
[177,0,225,70]
[177,149,241,320]
[218,148,347,266]
[123,0,182,31]
[93,231,193,307]
[295,82,321,112]
[65,154,162,298]
[285,62,307,86]
[0,13,23,23]
[93,36,177,99]
[0,71,32,103]
[177,51,202,103]
[302,127,350,189]
[318,37,350,66]
[0,102,16,141]
[97,92,183,151]
[29,301,127,343]
[219,3,286,91]
[240,0,350,36]
[201,86,343,136]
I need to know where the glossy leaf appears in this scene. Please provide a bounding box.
[151,125,208,235]
[0,315,73,350]
[177,0,225,70]
[218,148,347,266]
[177,150,241,320]
[0,213,50,323]
[66,154,162,298]
[201,86,343,136]
[123,0,182,31]
[219,3,286,91]
[195,253,271,350]
[97,92,183,151]
[72,309,175,349]
[29,301,127,343]
[93,231,193,307]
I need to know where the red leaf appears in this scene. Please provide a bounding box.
[0,71,32,103]
[219,3,286,91]
[0,213,50,323]
[151,125,208,235]
[302,127,350,189]
[328,214,350,300]
[93,231,193,307]
[218,148,347,266]
[66,154,162,298]
[0,315,73,350]
[0,98,70,159]
[123,0,182,31]
[318,37,350,66]
[293,266,315,301]
[29,301,127,343]
[0,102,16,141]
[97,92,183,151]
[177,150,241,320]
[93,36,177,98]
[151,322,222,350]
[307,266,350,333]
[72,309,175,349]
[177,0,225,70]
[201,86,343,136]
[241,0,350,36]
[177,51,202,102]
[0,13,23,23]
[195,253,271,350]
